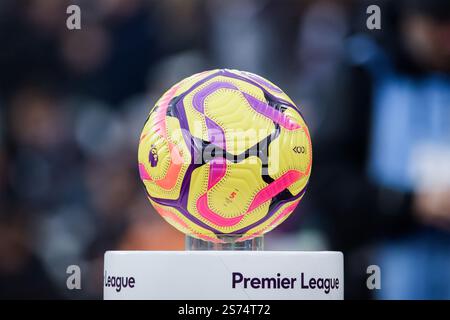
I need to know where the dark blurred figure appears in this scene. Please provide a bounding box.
[0,210,62,299]
[310,0,450,298]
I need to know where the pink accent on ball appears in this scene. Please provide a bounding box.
[208,158,227,190]
[247,170,302,213]
[196,170,302,228]
[139,163,152,181]
[197,194,244,227]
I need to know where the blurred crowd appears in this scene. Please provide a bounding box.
[0,0,449,299]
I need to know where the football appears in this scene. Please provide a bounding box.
[138,69,312,242]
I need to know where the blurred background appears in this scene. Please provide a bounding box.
[0,0,449,299]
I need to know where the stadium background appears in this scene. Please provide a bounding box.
[0,0,449,299]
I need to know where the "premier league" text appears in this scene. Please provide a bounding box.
[231,272,339,294]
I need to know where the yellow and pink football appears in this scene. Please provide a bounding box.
[138,69,312,242]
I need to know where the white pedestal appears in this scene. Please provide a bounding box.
[104,251,344,300]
